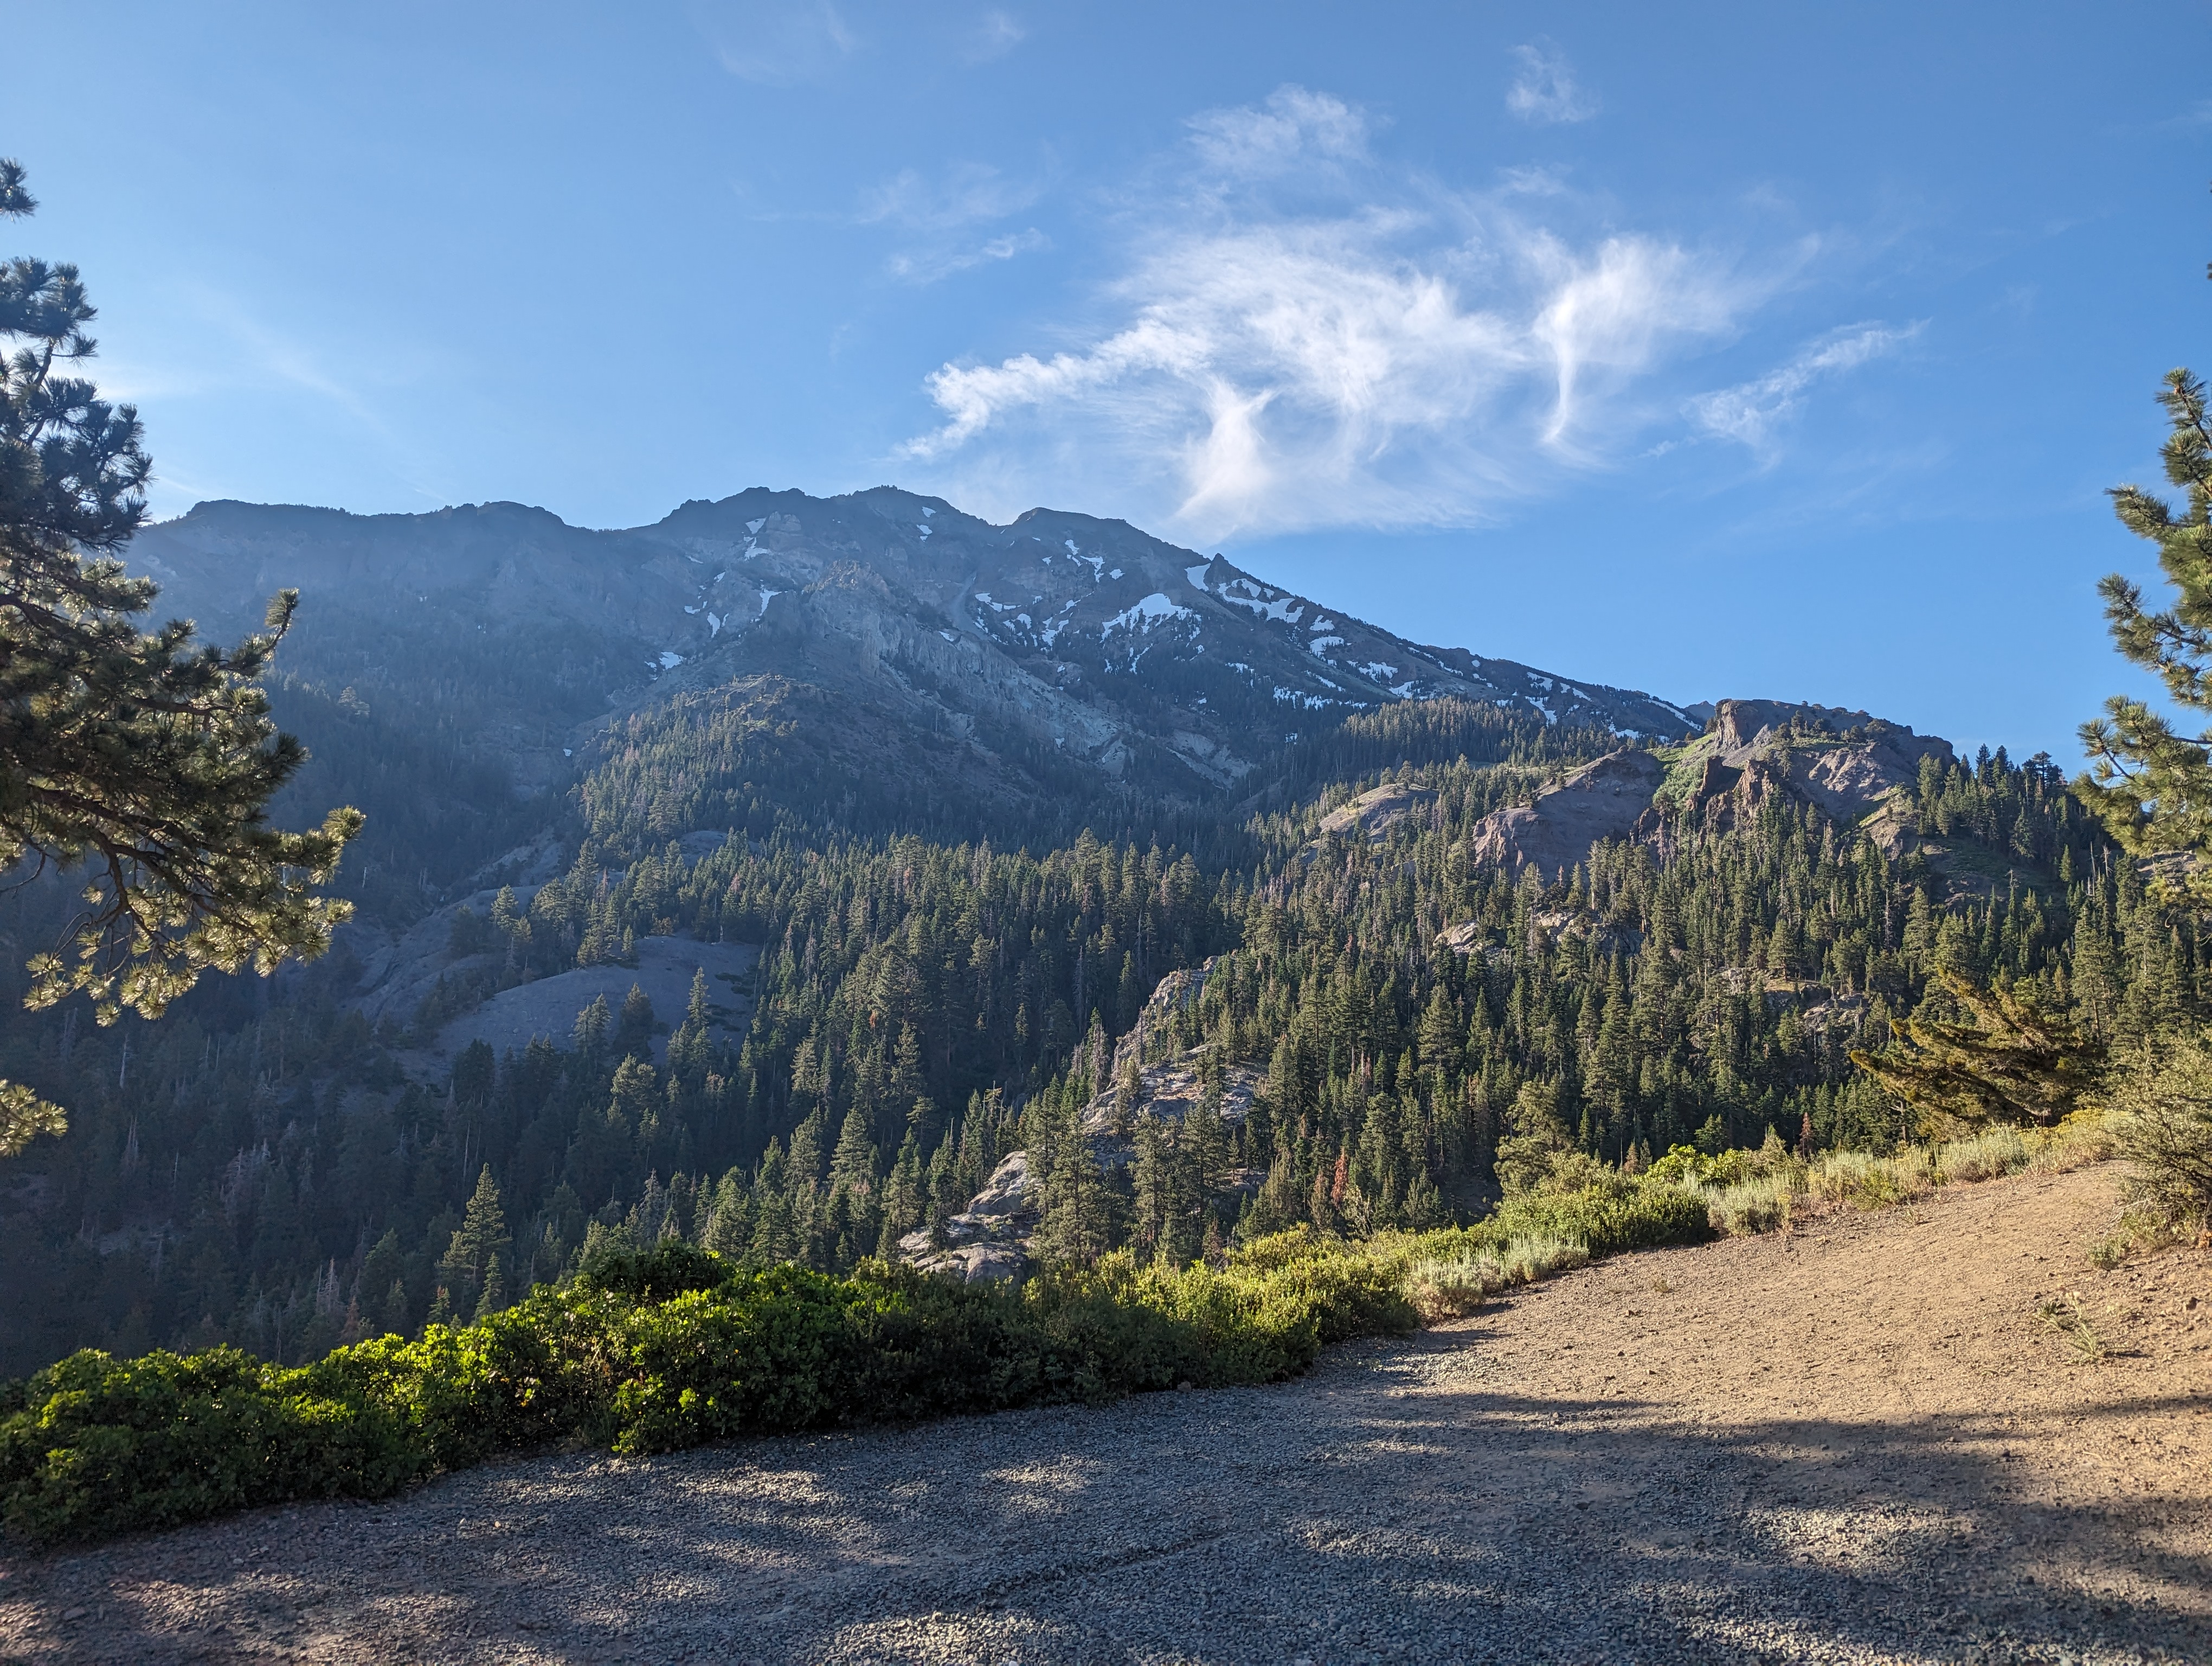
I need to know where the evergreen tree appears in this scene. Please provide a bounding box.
[828,1105,878,1199]
[1032,1106,1114,1268]
[1184,1088,1229,1192]
[1493,1080,1571,1194]
[439,1165,511,1316]
[0,161,361,1155]
[614,984,656,1058]
[571,995,611,1061]
[1849,969,2101,1130]
[1129,1111,1171,1256]
[2078,348,2212,895]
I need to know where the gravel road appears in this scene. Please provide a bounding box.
[3,1163,2207,1664]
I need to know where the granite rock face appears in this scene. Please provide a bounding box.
[1451,700,1963,890]
[1705,699,1953,821]
[1464,749,1669,879]
[901,958,1262,1282]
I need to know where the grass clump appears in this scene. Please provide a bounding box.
[2036,1295,2106,1364]
[2086,1204,2187,1270]
[1404,1237,1589,1321]
[1933,1126,2030,1184]
[1653,1132,1806,1231]
[1644,1116,2101,1233]
[1476,1171,1713,1257]
[1804,1147,1934,1210]
[1705,1175,1794,1235]
[1394,1171,1709,1320]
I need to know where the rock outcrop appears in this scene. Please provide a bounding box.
[1695,699,1953,823]
[1464,749,1668,879]
[900,958,1261,1283]
[1317,781,1437,843]
[1449,700,1963,896]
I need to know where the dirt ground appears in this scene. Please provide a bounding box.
[2,1162,2207,1664]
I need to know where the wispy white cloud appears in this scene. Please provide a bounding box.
[964,9,1025,63]
[863,161,1050,284]
[890,227,1049,284]
[1688,322,1918,450]
[1506,42,1598,125]
[859,162,1040,230]
[697,0,857,85]
[900,85,1794,539]
[1186,84,1368,180]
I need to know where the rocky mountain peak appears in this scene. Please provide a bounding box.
[126,484,1706,825]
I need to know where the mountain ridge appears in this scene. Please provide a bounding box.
[130,486,1702,830]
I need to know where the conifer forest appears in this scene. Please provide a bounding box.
[1,680,2184,1377]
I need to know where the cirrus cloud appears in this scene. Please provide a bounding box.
[1507,42,1599,125]
[1689,322,1920,451]
[899,86,1807,540]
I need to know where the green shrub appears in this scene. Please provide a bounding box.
[0,1172,1719,1550]
[1932,1126,2030,1185]
[2106,1038,2212,1232]
[1479,1174,1712,1257]
[0,1346,420,1546]
[1705,1175,1792,1235]
[0,1232,1430,1548]
[575,1236,732,1303]
[1649,1144,1749,1188]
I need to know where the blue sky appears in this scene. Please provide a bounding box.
[9,2,2209,759]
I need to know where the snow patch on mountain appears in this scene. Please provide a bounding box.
[1214,576,1304,624]
[1103,593,1198,636]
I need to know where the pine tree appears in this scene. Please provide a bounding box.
[614,984,656,1058]
[1493,1080,1570,1194]
[1184,1086,1229,1191]
[700,1170,751,1255]
[1849,970,2102,1130]
[1129,1111,1171,1255]
[473,1253,508,1321]
[608,1058,660,1132]
[440,1165,512,1314]
[828,1105,877,1198]
[0,162,361,1155]
[2077,349,2212,896]
[878,1130,924,1249]
[571,995,611,1061]
[1032,1105,1114,1268]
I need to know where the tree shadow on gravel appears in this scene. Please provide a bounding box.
[11,1332,2210,1665]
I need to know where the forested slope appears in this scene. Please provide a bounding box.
[3,668,2192,1379]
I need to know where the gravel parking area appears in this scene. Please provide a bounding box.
[3,1163,2207,1664]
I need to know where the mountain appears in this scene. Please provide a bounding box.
[4,476,2137,1383]
[901,697,1991,1283]
[130,487,1700,833]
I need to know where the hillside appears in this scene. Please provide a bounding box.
[0,482,2182,1382]
[128,489,1695,845]
[4,1163,2203,1664]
